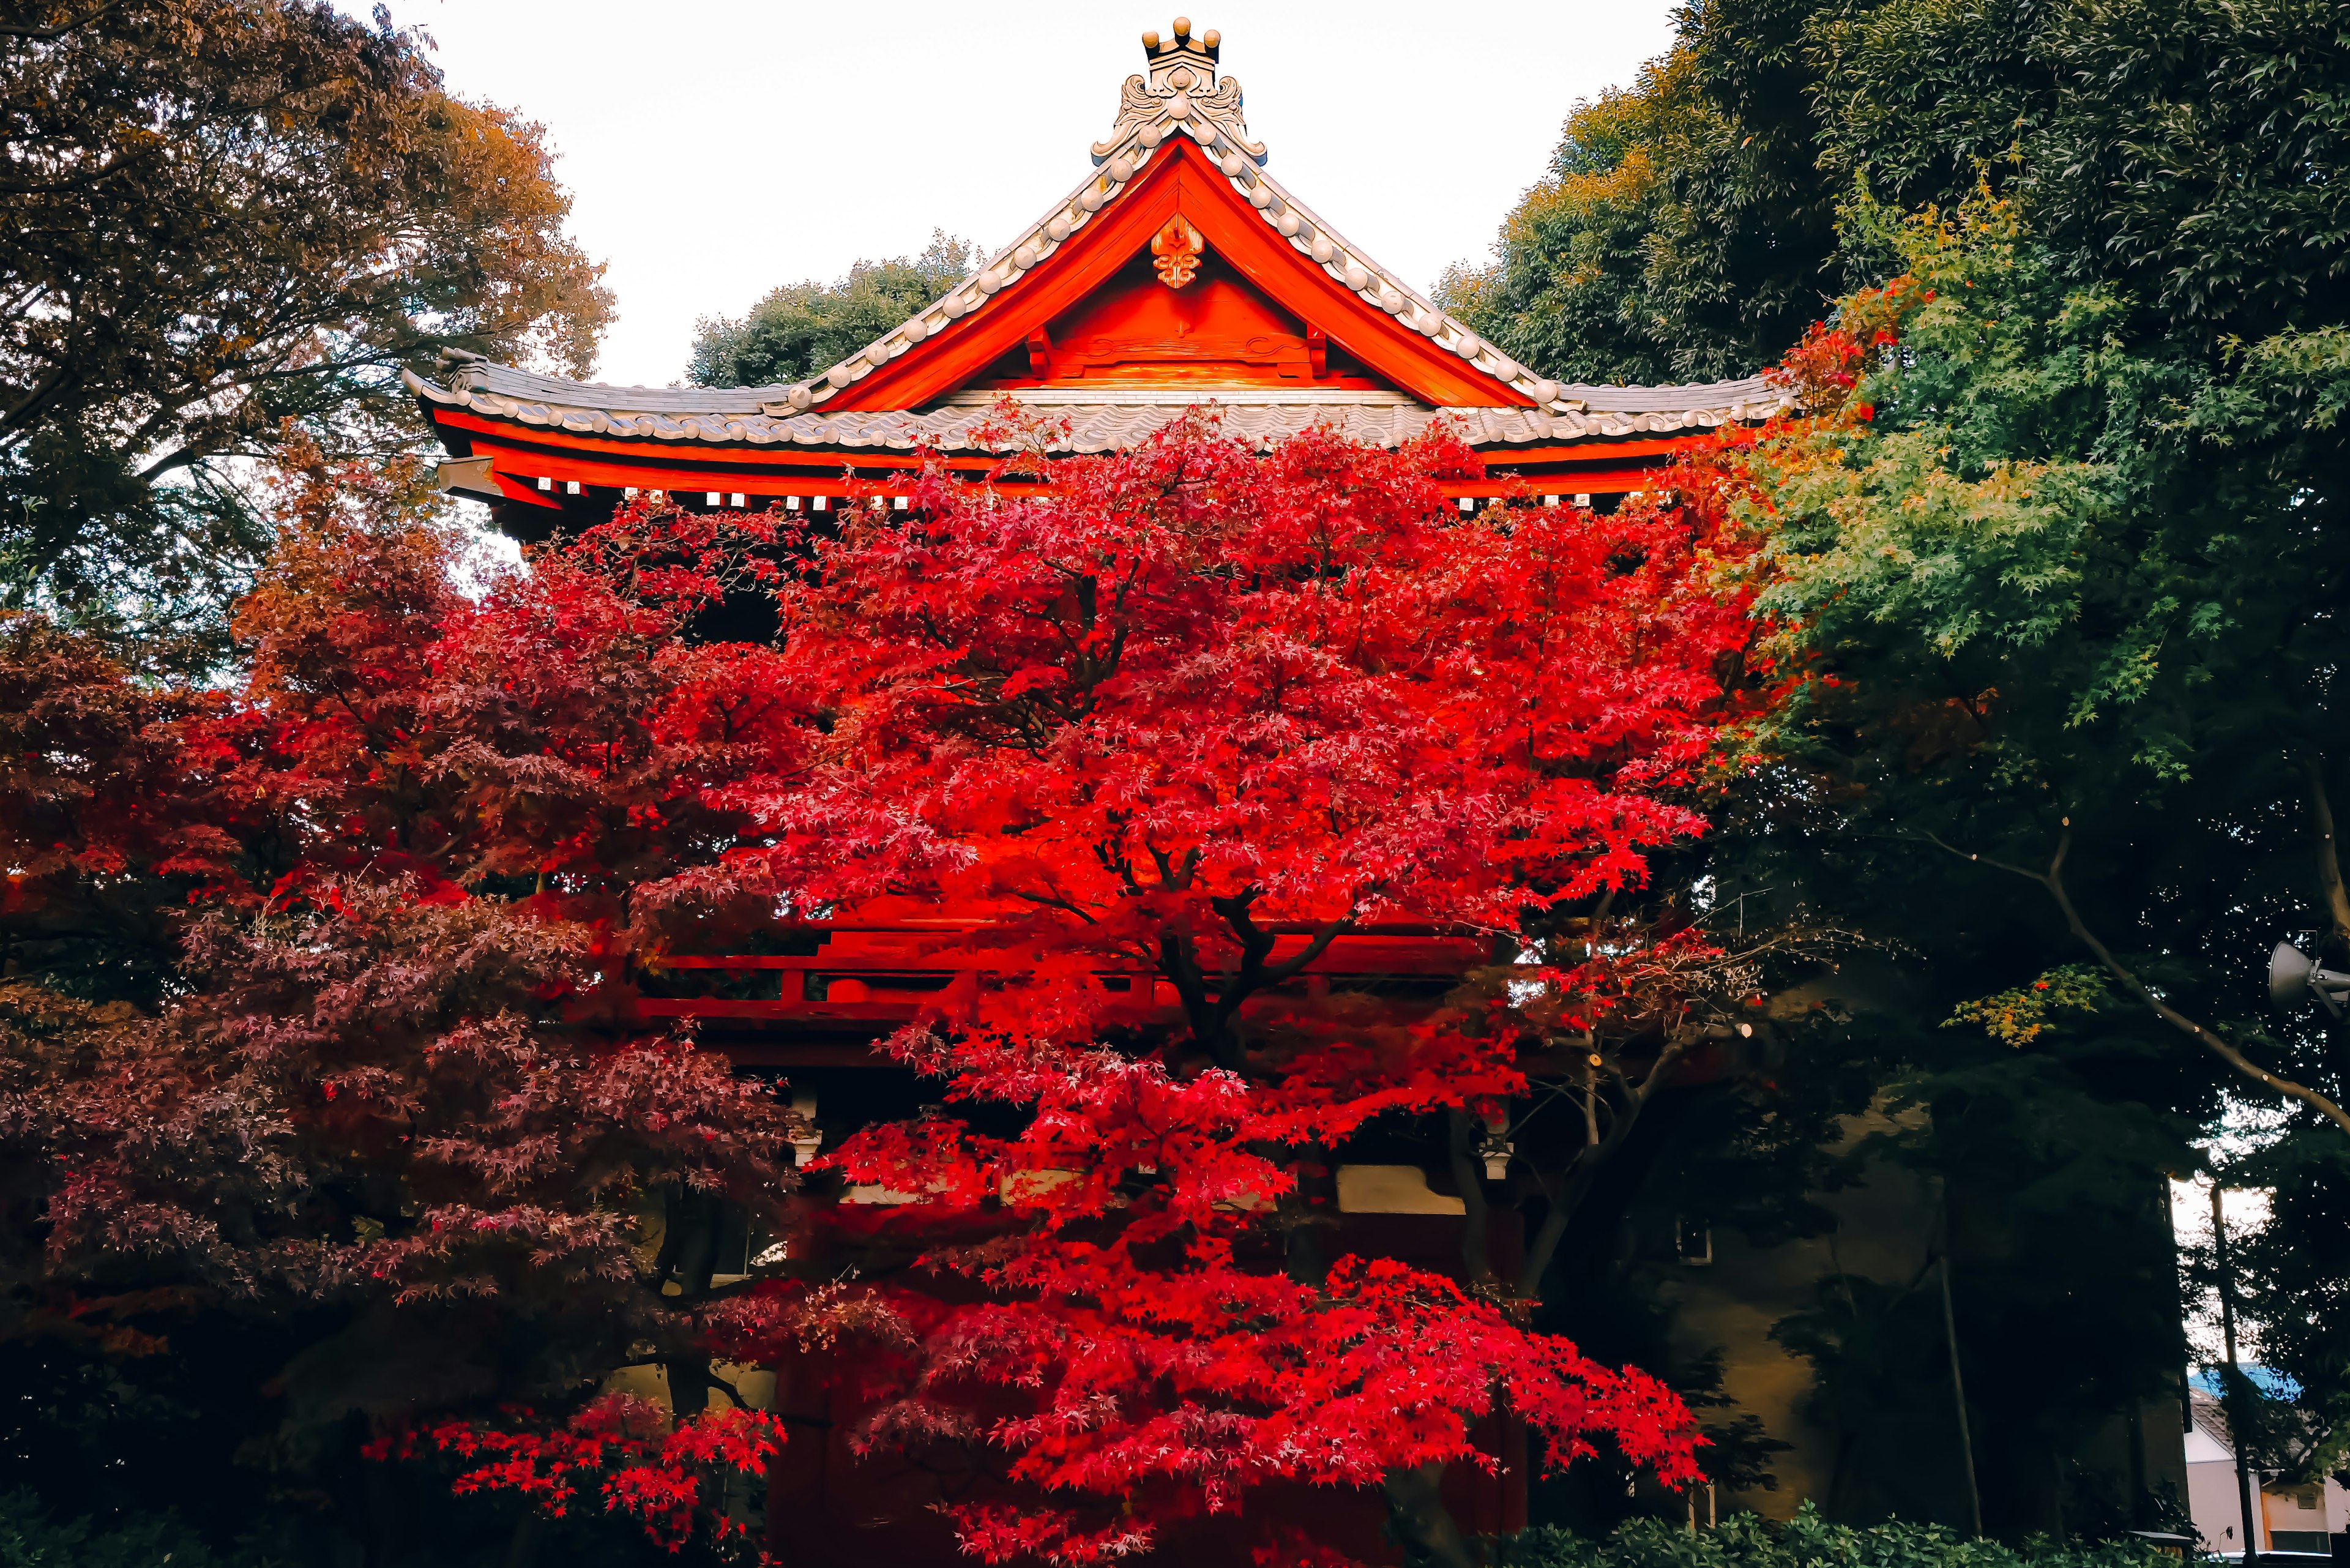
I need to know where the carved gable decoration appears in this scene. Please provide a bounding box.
[1151,215,1205,289]
[964,248,1363,390]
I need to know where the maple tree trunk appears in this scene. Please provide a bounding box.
[1447,1109,1498,1290]
[501,1509,545,1568]
[766,1349,837,1568]
[1383,1460,1481,1568]
[1359,1116,1508,1564]
[1521,1197,1574,1302]
[1281,1138,1335,1284]
[657,1184,728,1417]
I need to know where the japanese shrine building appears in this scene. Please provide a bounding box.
[403,20,2185,1553]
[407,19,1781,531]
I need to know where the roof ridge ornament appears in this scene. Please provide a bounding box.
[1092,17,1264,167]
[1144,15,1218,90]
[597,18,1729,419]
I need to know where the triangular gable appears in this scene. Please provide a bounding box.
[821,139,1531,411]
[982,246,1382,391]
[772,22,1567,417]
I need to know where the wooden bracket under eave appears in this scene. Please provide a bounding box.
[435,455,499,499]
[1027,326,1054,379]
[1306,325,1327,380]
[438,454,556,509]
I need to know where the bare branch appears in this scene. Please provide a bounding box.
[0,0,125,41]
[1925,831,2350,1137]
[1261,913,1356,987]
[1010,889,1098,926]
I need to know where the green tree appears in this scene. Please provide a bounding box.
[1704,195,2350,1518]
[685,232,971,388]
[1444,0,2348,1500]
[1742,198,2350,1137]
[2233,1155,2350,1485]
[1800,0,2350,340]
[1492,1501,2179,1567]
[1435,50,1840,387]
[1441,0,2349,383]
[0,0,613,674]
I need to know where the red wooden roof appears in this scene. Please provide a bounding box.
[405,20,1785,515]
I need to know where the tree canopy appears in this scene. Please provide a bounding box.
[726,413,1778,1564]
[1,449,805,1559]
[1,419,1786,1564]
[0,0,611,674]
[10,0,2350,1555]
[687,233,972,389]
[1439,0,2350,385]
[1432,0,2350,1515]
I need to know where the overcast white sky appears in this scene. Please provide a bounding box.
[390,2,1680,389]
[2173,1174,2274,1364]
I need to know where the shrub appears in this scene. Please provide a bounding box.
[0,1490,261,1568]
[1490,1505,2181,1568]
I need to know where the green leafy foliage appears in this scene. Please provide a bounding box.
[0,1490,265,1568]
[1442,0,2349,385]
[1434,52,1837,386]
[685,233,972,387]
[1945,966,2111,1047]
[1742,193,2348,1116]
[1802,0,2350,339]
[1678,189,2348,1510]
[2229,1132,2350,1482]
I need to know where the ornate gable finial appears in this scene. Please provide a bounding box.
[1141,16,1219,90]
[1092,18,1264,167]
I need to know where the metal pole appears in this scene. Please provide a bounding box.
[1938,1200,1985,1537]
[2213,1181,2262,1563]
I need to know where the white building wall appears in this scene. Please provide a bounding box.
[2184,1420,2348,1553]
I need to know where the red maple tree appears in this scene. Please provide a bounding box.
[2,415,1773,1564]
[697,412,1770,1565]
[1,447,807,1555]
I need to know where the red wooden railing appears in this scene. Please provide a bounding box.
[638,923,1492,1066]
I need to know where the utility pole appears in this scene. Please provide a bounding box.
[2213,1181,2262,1564]
[1938,1195,1985,1537]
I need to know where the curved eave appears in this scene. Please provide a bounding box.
[409,371,1785,457]
[418,395,1753,517]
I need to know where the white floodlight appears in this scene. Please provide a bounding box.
[2268,940,2350,1019]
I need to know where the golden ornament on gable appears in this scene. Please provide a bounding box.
[1151,214,1205,289]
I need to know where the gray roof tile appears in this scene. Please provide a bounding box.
[405,365,1786,455]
